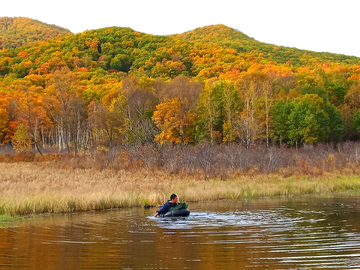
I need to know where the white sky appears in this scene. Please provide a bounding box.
[1,0,359,57]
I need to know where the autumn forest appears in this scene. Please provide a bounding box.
[1,17,360,155]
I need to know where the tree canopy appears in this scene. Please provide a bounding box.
[0,17,72,49]
[0,21,360,152]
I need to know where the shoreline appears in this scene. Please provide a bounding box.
[2,191,360,223]
[1,162,360,217]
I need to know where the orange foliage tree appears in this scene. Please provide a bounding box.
[153,98,196,144]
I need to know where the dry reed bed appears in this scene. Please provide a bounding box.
[1,162,360,216]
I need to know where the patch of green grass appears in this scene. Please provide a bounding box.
[0,214,13,221]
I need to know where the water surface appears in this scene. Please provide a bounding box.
[1,197,360,269]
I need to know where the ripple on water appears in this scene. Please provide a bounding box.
[2,198,360,269]
[147,206,360,269]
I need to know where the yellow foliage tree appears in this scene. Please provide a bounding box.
[0,108,9,145]
[12,124,32,153]
[152,98,195,144]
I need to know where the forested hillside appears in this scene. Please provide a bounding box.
[174,24,360,65]
[0,17,72,49]
[0,23,360,154]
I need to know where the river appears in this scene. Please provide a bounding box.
[1,196,360,269]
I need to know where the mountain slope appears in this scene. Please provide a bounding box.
[173,24,260,52]
[0,17,72,49]
[0,24,359,80]
[174,24,360,65]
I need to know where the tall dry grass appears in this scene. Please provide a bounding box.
[1,162,360,216]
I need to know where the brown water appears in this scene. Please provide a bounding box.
[1,197,360,269]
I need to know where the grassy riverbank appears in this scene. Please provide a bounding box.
[1,162,360,216]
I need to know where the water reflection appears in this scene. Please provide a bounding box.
[1,197,360,269]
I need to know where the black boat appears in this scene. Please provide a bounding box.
[163,208,190,217]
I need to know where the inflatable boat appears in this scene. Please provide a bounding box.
[164,208,190,217]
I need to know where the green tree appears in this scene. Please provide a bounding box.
[326,104,344,142]
[110,54,132,72]
[287,94,330,146]
[325,81,347,105]
[196,81,225,144]
[353,110,360,133]
[273,94,331,147]
[272,100,290,146]
[221,81,243,143]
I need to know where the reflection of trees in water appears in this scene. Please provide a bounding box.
[270,197,360,265]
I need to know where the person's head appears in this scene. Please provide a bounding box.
[170,194,178,203]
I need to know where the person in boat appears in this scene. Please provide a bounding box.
[154,194,178,217]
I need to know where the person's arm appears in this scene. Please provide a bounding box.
[154,202,169,216]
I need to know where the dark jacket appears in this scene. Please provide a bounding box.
[156,200,177,215]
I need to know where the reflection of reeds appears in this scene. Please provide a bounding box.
[1,162,360,216]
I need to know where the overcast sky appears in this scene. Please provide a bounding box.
[1,0,359,57]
